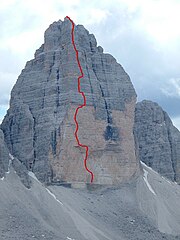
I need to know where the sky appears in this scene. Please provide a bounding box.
[0,0,180,129]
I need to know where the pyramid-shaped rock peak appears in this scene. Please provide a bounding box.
[1,17,139,185]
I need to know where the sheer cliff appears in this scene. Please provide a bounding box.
[1,17,138,184]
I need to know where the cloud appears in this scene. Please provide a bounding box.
[120,0,180,45]
[161,78,180,98]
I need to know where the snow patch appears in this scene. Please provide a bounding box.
[67,237,75,240]
[140,161,155,172]
[6,160,12,174]
[28,171,40,183]
[141,161,174,185]
[143,169,156,195]
[140,161,157,174]
[161,176,172,184]
[0,177,4,181]
[46,188,63,206]
[6,153,14,174]
[9,153,14,160]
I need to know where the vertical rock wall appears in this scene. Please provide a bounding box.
[1,18,139,184]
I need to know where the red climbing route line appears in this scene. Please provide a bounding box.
[66,16,94,183]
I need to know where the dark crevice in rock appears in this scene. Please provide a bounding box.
[9,116,14,153]
[84,52,96,109]
[56,69,60,80]
[43,52,58,108]
[89,41,96,53]
[42,88,46,109]
[58,126,61,137]
[51,129,57,156]
[99,55,112,124]
[100,55,106,74]
[43,52,56,107]
[92,62,119,142]
[29,107,37,171]
[91,64,112,125]
[47,52,56,81]
[99,84,112,125]
[56,69,60,107]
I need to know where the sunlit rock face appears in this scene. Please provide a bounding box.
[134,100,180,184]
[1,18,139,184]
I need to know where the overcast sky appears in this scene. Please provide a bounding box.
[0,0,180,129]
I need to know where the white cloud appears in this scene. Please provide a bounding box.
[84,8,111,25]
[0,0,15,10]
[120,0,180,46]
[161,78,180,98]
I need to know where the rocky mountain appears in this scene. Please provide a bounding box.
[134,100,180,183]
[1,17,139,185]
[1,17,180,240]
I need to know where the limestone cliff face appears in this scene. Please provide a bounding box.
[134,100,180,183]
[1,18,138,184]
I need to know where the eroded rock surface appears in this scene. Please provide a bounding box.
[1,18,138,184]
[134,100,180,183]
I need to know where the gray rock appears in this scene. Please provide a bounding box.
[12,158,31,188]
[0,129,9,178]
[1,18,138,184]
[0,128,31,187]
[134,100,180,183]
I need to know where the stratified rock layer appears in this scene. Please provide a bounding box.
[1,18,138,184]
[134,100,180,183]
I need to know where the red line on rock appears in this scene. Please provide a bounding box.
[66,16,94,183]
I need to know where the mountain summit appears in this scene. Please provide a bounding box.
[1,17,138,185]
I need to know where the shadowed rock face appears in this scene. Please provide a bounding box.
[1,18,138,184]
[0,129,31,187]
[0,130,9,178]
[134,100,180,183]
